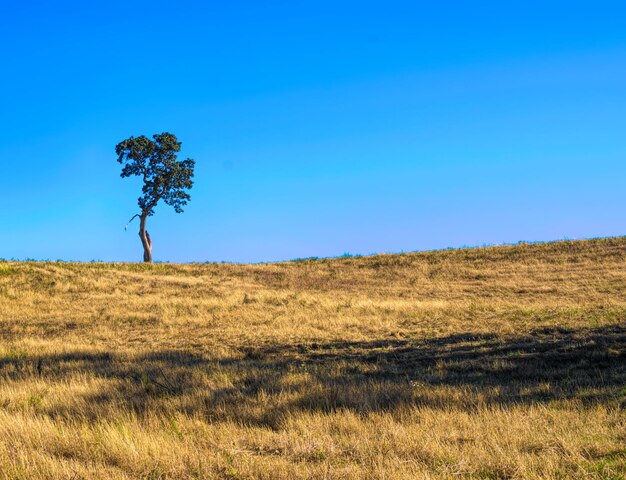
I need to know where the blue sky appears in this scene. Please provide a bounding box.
[0,1,625,262]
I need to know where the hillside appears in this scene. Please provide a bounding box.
[0,237,625,479]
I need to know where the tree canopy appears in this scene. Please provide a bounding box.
[116,132,195,217]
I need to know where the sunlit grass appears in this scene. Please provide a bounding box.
[0,237,625,478]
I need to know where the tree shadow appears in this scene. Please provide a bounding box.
[222,323,626,423]
[1,323,624,424]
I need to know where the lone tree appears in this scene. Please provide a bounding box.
[116,132,195,263]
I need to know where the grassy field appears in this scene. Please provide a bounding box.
[0,237,625,479]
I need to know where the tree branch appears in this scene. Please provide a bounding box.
[125,214,141,231]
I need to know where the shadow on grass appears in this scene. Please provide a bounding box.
[1,324,625,423]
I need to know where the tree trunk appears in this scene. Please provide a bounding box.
[139,214,153,263]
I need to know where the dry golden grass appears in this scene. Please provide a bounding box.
[0,237,625,479]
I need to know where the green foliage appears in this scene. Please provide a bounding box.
[116,132,195,216]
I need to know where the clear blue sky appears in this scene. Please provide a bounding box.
[1,1,625,262]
